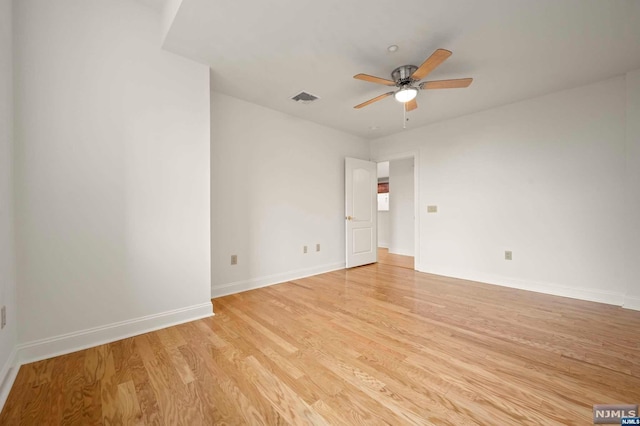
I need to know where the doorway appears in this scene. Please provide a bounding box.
[377,158,415,269]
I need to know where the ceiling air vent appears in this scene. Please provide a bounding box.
[290,91,319,104]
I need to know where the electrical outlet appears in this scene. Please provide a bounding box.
[303,245,308,254]
[1,306,6,329]
[505,251,512,261]
[427,205,438,213]
[231,255,238,265]
[316,243,320,252]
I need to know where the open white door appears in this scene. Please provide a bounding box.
[345,157,377,268]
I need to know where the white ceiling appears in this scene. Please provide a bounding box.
[162,0,640,139]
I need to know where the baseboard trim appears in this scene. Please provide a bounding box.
[378,243,389,249]
[623,296,640,311]
[17,302,214,365]
[416,264,626,307]
[211,262,346,298]
[0,348,18,412]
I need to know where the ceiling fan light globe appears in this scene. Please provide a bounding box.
[394,87,418,103]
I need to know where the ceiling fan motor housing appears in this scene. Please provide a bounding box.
[391,65,418,86]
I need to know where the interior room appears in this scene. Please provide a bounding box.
[1,0,639,423]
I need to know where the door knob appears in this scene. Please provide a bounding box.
[346,215,353,221]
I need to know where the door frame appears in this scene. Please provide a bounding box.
[375,150,420,270]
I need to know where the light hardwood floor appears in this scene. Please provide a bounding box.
[2,263,640,425]
[377,247,414,270]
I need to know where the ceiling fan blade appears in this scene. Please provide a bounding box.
[411,48,452,81]
[405,99,418,112]
[353,92,394,109]
[420,78,473,90]
[353,73,396,86]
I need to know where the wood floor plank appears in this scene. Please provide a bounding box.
[117,380,144,426]
[205,338,289,425]
[243,355,328,425]
[125,339,161,426]
[82,346,105,425]
[100,346,124,426]
[3,263,640,424]
[61,351,86,425]
[19,382,51,425]
[137,333,205,425]
[224,303,300,354]
[176,328,250,424]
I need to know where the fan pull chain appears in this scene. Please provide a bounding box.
[403,104,406,129]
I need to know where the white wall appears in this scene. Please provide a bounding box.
[625,69,640,310]
[0,0,18,407]
[210,92,369,296]
[389,158,414,256]
[162,0,184,44]
[371,76,628,305]
[378,211,390,248]
[14,0,212,360]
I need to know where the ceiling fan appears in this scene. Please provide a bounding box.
[353,48,473,111]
